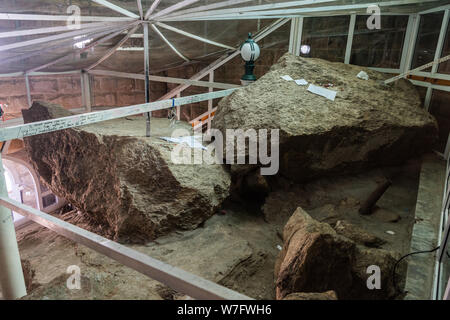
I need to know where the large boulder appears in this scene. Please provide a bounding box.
[275,207,404,300]
[213,53,438,182]
[22,101,231,243]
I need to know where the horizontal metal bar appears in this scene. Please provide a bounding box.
[0,89,237,142]
[88,69,239,89]
[163,0,336,20]
[0,22,114,39]
[162,0,254,19]
[149,0,201,20]
[151,24,190,62]
[0,22,128,52]
[92,0,140,19]
[161,0,440,21]
[0,13,135,22]
[0,196,251,300]
[155,22,235,50]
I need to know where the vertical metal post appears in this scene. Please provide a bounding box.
[431,9,449,75]
[143,23,151,137]
[0,152,27,299]
[403,14,420,74]
[24,74,31,108]
[288,17,303,56]
[207,71,213,132]
[81,72,92,112]
[176,92,181,121]
[344,14,356,64]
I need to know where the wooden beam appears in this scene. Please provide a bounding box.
[0,196,251,300]
[92,0,140,18]
[86,23,141,70]
[151,25,190,62]
[155,22,235,50]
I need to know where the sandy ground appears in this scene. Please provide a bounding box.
[1,159,421,300]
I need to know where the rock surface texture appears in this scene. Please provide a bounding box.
[22,101,231,243]
[213,53,438,182]
[275,207,404,300]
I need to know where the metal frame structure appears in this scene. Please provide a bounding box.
[0,0,449,300]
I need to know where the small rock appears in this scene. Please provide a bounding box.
[283,290,338,300]
[373,208,401,223]
[334,220,386,248]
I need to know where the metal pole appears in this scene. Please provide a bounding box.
[0,152,27,299]
[24,74,31,107]
[207,71,213,132]
[143,23,151,137]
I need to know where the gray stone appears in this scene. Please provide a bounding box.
[213,53,438,183]
[22,101,231,243]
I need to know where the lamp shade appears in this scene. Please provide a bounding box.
[240,33,260,62]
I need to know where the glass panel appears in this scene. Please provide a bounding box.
[438,19,450,74]
[301,15,350,63]
[429,90,450,153]
[412,12,445,71]
[350,15,408,68]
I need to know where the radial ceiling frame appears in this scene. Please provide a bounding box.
[0,0,446,75]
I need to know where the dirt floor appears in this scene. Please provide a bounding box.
[1,158,422,300]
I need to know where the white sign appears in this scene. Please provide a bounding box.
[280,75,294,81]
[295,79,308,86]
[307,84,337,101]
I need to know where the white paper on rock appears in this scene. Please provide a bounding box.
[357,71,369,80]
[160,136,207,150]
[307,84,337,101]
[295,79,308,86]
[281,75,294,81]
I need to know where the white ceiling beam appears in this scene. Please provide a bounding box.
[151,25,190,62]
[137,0,144,19]
[0,21,117,39]
[27,23,134,73]
[86,24,141,70]
[0,13,135,22]
[163,0,337,20]
[149,0,201,20]
[158,18,290,101]
[92,0,140,18]
[155,22,235,50]
[161,0,254,18]
[144,0,163,19]
[88,69,240,90]
[160,0,441,21]
[0,22,127,52]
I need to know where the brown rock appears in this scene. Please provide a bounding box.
[22,101,231,243]
[283,290,338,300]
[275,207,403,300]
[21,259,37,293]
[213,53,438,182]
[275,207,355,299]
[334,220,386,248]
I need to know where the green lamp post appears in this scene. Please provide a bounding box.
[240,33,260,85]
